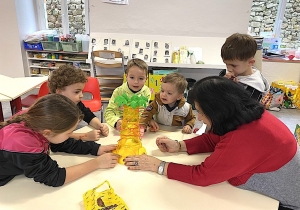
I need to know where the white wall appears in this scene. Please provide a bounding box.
[90,32,226,65]
[15,0,39,77]
[0,0,38,77]
[263,61,300,83]
[89,1,300,84]
[89,0,253,37]
[0,0,24,77]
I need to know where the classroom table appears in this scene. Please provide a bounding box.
[0,93,11,121]
[0,125,279,210]
[0,75,48,120]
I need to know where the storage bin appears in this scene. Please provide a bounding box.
[41,41,62,51]
[24,41,43,50]
[61,42,82,52]
[151,67,178,75]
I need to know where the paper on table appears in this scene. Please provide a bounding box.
[196,123,207,135]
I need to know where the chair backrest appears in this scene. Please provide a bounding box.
[91,49,125,70]
[92,50,123,58]
[38,81,50,98]
[82,77,102,107]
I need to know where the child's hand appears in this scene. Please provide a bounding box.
[224,72,238,82]
[140,126,146,137]
[182,125,192,134]
[118,106,124,112]
[97,144,117,155]
[116,120,122,131]
[85,130,101,141]
[95,153,119,169]
[99,123,109,136]
[149,120,159,132]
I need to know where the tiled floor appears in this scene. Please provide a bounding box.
[1,89,300,133]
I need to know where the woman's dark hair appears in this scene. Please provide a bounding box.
[189,76,265,135]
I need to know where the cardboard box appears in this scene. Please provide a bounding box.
[148,74,166,100]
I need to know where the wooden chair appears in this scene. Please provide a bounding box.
[91,49,125,105]
[21,81,49,107]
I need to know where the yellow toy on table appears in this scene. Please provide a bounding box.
[83,180,129,210]
[112,94,148,164]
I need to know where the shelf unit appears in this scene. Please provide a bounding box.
[25,50,91,77]
[146,62,226,69]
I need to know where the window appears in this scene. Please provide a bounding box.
[36,0,89,35]
[248,0,299,49]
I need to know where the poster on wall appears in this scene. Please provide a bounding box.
[131,39,152,62]
[110,38,131,63]
[151,41,172,63]
[90,37,110,51]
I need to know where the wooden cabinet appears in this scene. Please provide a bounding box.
[25,50,91,77]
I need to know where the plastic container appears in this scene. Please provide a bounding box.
[23,41,43,50]
[81,35,90,52]
[41,41,62,51]
[295,47,300,59]
[152,67,178,75]
[253,36,264,50]
[61,42,82,52]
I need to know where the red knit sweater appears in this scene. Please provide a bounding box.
[167,111,297,186]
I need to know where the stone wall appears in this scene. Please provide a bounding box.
[249,0,300,49]
[46,0,85,35]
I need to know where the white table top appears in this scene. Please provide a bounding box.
[0,93,11,102]
[0,76,48,99]
[0,125,279,210]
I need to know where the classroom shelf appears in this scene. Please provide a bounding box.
[26,50,88,55]
[26,50,91,76]
[28,58,87,63]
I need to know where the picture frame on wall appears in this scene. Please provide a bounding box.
[110,38,131,62]
[151,41,172,63]
[131,39,152,61]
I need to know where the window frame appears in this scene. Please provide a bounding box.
[35,0,90,35]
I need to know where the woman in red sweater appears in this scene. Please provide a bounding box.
[124,76,300,210]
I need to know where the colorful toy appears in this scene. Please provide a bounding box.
[113,94,148,164]
[83,180,129,210]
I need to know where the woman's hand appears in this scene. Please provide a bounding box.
[95,153,119,169]
[182,125,192,134]
[97,144,117,155]
[85,130,101,140]
[156,136,180,153]
[124,154,161,172]
[99,124,109,136]
[149,120,159,132]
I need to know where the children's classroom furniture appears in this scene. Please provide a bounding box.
[21,81,49,107]
[0,94,11,122]
[0,124,279,209]
[25,50,91,76]
[0,75,48,121]
[81,77,103,121]
[91,49,125,104]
